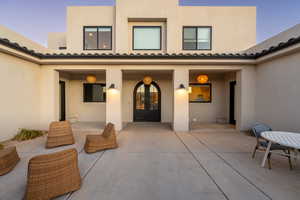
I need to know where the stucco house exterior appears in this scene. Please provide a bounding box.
[1,0,300,141]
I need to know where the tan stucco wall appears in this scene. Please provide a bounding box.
[66,6,115,53]
[0,52,41,140]
[189,74,228,123]
[256,51,300,132]
[66,1,256,53]
[68,80,106,122]
[40,68,60,128]
[48,32,66,50]
[236,66,256,130]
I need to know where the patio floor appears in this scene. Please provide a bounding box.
[0,123,300,200]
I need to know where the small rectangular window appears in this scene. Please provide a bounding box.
[83,83,106,102]
[84,26,112,50]
[189,83,212,103]
[133,26,161,50]
[183,27,212,50]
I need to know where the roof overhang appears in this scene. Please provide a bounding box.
[1,36,300,66]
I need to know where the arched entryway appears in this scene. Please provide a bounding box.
[133,81,161,122]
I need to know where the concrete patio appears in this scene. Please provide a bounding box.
[0,123,300,200]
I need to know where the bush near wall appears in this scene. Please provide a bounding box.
[0,143,3,150]
[13,129,45,141]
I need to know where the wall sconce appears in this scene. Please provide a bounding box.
[178,84,186,90]
[188,86,192,94]
[108,84,116,90]
[177,84,187,94]
[108,84,118,94]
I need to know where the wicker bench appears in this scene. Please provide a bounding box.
[0,146,20,176]
[84,123,118,153]
[46,121,75,148]
[25,148,81,200]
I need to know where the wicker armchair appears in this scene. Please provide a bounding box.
[25,148,81,200]
[0,146,20,176]
[46,121,75,148]
[84,123,118,153]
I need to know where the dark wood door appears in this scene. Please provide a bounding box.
[134,81,161,122]
[229,81,236,125]
[59,81,66,121]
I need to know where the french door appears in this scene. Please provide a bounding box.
[133,81,161,122]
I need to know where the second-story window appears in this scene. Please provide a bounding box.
[133,26,161,50]
[183,27,212,50]
[84,26,112,50]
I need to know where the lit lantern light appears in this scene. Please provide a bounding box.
[143,76,153,85]
[197,75,209,84]
[188,86,192,94]
[177,84,187,94]
[86,75,97,83]
[108,84,118,94]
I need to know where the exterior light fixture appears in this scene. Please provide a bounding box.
[143,76,153,85]
[108,84,116,90]
[86,75,97,83]
[178,84,186,90]
[188,86,192,94]
[197,75,209,84]
[177,84,187,94]
[108,84,118,94]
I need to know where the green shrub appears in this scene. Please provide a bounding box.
[13,129,44,141]
[0,143,3,150]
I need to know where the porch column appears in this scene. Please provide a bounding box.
[40,67,59,129]
[236,66,256,131]
[106,68,122,130]
[173,68,189,132]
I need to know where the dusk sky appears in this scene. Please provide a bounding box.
[0,0,299,46]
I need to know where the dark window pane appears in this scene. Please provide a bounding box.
[84,84,106,102]
[183,28,197,50]
[84,28,97,50]
[98,27,112,50]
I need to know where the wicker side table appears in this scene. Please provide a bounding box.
[0,146,20,176]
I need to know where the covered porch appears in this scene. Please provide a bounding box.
[52,66,255,132]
